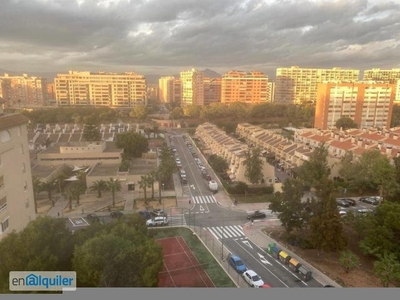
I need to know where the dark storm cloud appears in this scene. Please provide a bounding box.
[0,0,399,76]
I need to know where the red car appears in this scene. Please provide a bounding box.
[260,283,271,288]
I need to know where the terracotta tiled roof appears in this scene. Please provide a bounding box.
[0,113,29,130]
[300,131,314,137]
[309,135,332,143]
[58,134,70,142]
[383,138,400,147]
[329,140,358,151]
[358,133,386,141]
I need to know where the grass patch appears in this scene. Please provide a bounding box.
[150,227,236,287]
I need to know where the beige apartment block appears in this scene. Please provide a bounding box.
[314,82,395,130]
[37,141,123,166]
[55,71,147,107]
[0,73,47,108]
[0,102,37,241]
[363,68,400,84]
[275,66,359,104]
[159,76,176,103]
[180,68,204,106]
[221,70,268,104]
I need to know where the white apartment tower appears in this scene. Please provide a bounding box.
[0,98,36,241]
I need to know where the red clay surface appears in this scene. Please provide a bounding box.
[156,236,215,287]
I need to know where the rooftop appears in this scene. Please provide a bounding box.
[31,164,63,179]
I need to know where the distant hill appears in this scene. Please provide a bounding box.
[202,68,221,78]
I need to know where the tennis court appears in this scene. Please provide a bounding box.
[156,236,215,287]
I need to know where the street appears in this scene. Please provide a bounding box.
[170,133,323,288]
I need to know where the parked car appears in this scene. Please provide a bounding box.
[227,254,247,273]
[247,210,266,220]
[138,210,151,219]
[242,270,264,288]
[357,208,374,215]
[359,197,379,205]
[146,216,169,226]
[338,198,356,206]
[338,210,347,217]
[110,211,124,218]
[337,199,350,208]
[151,209,165,217]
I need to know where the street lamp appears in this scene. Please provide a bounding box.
[162,183,165,212]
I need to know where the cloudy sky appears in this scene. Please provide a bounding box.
[0,0,399,78]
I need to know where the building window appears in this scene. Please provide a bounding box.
[20,144,24,154]
[22,163,26,173]
[0,176,4,189]
[25,199,30,209]
[18,126,22,136]
[1,218,9,232]
[24,181,28,191]
[0,196,6,212]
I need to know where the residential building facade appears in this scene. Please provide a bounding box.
[55,71,147,107]
[0,102,37,241]
[180,69,204,107]
[363,69,400,103]
[221,70,268,104]
[314,82,395,130]
[158,76,175,103]
[274,66,359,104]
[0,73,47,108]
[203,77,222,105]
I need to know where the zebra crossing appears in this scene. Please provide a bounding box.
[192,195,217,204]
[168,214,187,226]
[206,225,246,240]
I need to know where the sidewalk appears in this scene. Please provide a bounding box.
[242,221,341,287]
[47,195,68,218]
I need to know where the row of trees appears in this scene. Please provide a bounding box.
[0,215,163,291]
[89,178,122,207]
[269,145,400,286]
[170,102,315,125]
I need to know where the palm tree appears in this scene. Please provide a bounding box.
[89,180,107,198]
[138,175,149,204]
[64,185,75,210]
[106,178,122,207]
[148,172,156,199]
[40,181,56,206]
[71,181,85,205]
[154,169,162,204]
[32,177,42,214]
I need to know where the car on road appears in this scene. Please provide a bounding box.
[247,210,266,220]
[146,216,169,226]
[337,199,350,207]
[110,211,124,218]
[359,197,379,205]
[227,254,247,273]
[242,270,264,288]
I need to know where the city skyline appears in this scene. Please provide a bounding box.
[0,0,399,77]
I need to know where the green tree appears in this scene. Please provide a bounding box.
[130,106,148,120]
[138,175,149,204]
[335,116,358,130]
[40,181,56,206]
[209,154,229,174]
[338,151,356,182]
[82,118,101,141]
[72,222,162,287]
[242,147,264,184]
[90,180,107,198]
[115,131,148,159]
[309,179,347,252]
[339,250,360,273]
[170,107,184,119]
[65,184,74,210]
[0,217,74,292]
[297,144,330,191]
[269,178,306,233]
[183,105,201,118]
[147,172,156,199]
[373,252,400,287]
[106,178,122,207]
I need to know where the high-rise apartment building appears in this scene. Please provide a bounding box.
[363,68,400,84]
[0,99,37,241]
[173,79,182,104]
[221,70,268,104]
[159,76,175,103]
[203,77,221,105]
[0,73,47,108]
[275,66,359,104]
[180,69,204,106]
[314,82,395,130]
[363,68,400,103]
[267,82,275,103]
[55,71,147,107]
[46,83,56,105]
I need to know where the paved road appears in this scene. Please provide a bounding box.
[171,133,323,288]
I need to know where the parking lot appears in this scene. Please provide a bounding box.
[336,196,380,216]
